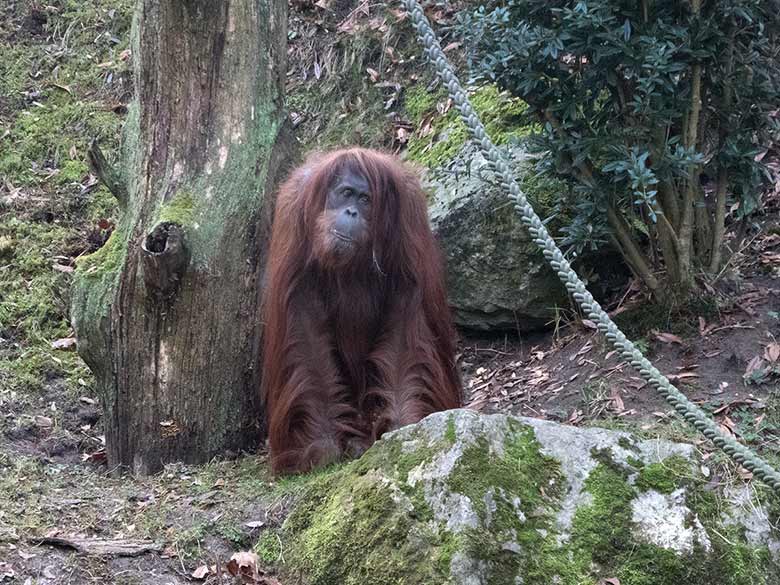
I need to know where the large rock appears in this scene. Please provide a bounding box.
[277,410,779,585]
[427,143,568,331]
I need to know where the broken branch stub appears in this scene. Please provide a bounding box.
[87,139,127,206]
[141,222,189,300]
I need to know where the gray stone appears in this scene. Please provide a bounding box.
[631,488,712,553]
[425,143,568,331]
[281,410,780,584]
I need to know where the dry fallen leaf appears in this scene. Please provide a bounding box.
[712,399,755,415]
[0,564,15,582]
[81,449,107,464]
[764,342,780,363]
[231,551,260,566]
[610,389,625,412]
[34,415,53,428]
[719,416,738,438]
[654,331,683,345]
[745,355,765,377]
[666,371,700,382]
[51,337,77,351]
[227,551,261,580]
[191,565,209,580]
[738,467,754,481]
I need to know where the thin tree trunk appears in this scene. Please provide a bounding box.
[606,206,661,294]
[655,210,681,281]
[708,27,736,274]
[674,0,704,290]
[72,0,294,475]
[695,199,713,265]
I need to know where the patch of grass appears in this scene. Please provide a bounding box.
[0,0,132,405]
[578,381,613,419]
[0,454,131,541]
[1,1,130,184]
[0,218,72,342]
[0,217,92,398]
[286,19,394,151]
[255,530,283,564]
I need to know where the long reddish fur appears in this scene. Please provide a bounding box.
[261,148,461,474]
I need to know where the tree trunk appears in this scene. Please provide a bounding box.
[708,27,737,275]
[674,0,703,292]
[72,0,294,475]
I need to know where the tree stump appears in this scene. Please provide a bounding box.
[72,0,294,475]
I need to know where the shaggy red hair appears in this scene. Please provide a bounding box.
[261,148,461,474]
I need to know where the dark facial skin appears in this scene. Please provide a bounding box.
[325,169,371,247]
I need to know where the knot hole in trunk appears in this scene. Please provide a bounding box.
[141,222,189,300]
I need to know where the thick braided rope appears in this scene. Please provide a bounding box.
[401,0,780,492]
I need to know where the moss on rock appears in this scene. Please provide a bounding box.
[635,456,692,494]
[267,413,778,585]
[406,84,530,169]
[569,454,777,585]
[283,469,448,585]
[404,84,445,124]
[275,413,566,584]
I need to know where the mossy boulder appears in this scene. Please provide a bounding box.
[402,84,570,330]
[426,142,568,331]
[271,410,780,585]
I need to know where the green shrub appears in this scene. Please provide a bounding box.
[457,0,780,296]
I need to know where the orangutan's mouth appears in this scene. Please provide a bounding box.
[331,230,353,243]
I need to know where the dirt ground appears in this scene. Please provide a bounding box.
[2,1,780,584]
[461,272,780,439]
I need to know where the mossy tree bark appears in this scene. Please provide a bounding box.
[72,0,293,475]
